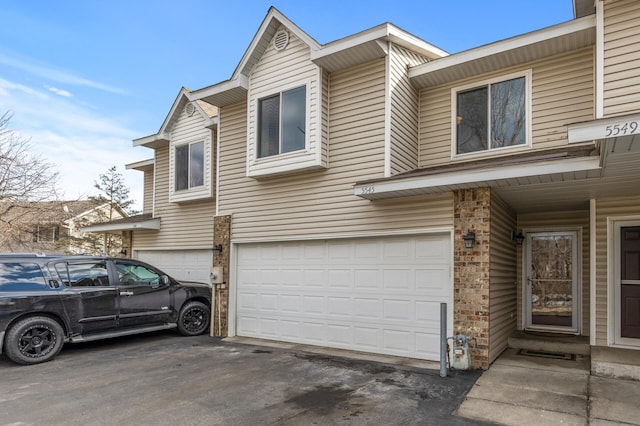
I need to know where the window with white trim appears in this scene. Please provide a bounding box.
[175,141,204,191]
[454,72,530,156]
[258,85,306,158]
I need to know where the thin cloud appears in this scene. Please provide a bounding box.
[0,49,128,95]
[48,86,73,97]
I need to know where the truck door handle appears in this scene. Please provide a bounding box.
[120,291,134,296]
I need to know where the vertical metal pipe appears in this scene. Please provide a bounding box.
[440,302,447,378]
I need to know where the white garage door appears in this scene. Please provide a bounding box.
[235,234,452,361]
[135,250,212,283]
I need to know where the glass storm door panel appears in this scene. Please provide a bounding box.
[526,232,578,331]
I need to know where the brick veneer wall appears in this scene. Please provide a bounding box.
[454,188,491,369]
[212,215,231,337]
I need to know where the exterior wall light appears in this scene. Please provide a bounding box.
[462,230,476,249]
[212,244,223,255]
[514,232,525,246]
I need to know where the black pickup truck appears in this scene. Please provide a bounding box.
[0,254,212,365]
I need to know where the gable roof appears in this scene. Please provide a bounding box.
[189,7,447,107]
[133,87,219,149]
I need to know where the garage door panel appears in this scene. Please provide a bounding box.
[236,234,452,361]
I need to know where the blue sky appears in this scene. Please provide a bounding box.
[0,1,574,210]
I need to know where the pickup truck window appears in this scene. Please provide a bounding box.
[55,262,109,287]
[0,262,46,290]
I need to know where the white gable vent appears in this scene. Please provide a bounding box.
[273,30,289,51]
[184,102,195,116]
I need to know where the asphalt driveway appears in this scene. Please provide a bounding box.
[0,331,488,425]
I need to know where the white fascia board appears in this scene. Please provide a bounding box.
[409,15,596,79]
[311,25,390,62]
[386,26,448,59]
[125,158,154,171]
[132,132,170,148]
[354,156,601,197]
[311,23,448,63]
[568,113,640,143]
[187,75,249,104]
[81,219,161,233]
[204,116,219,129]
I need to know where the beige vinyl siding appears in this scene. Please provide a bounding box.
[247,25,326,176]
[389,44,429,175]
[593,195,640,346]
[142,169,154,214]
[218,59,454,241]
[517,210,590,335]
[419,48,595,168]
[132,110,215,250]
[603,0,640,116]
[489,192,517,363]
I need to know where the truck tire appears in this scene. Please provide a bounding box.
[5,316,65,365]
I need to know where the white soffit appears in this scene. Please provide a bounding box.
[81,218,161,233]
[409,15,596,89]
[354,156,601,200]
[187,76,249,107]
[311,24,448,73]
[132,132,170,149]
[125,158,154,172]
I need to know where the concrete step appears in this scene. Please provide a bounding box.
[508,331,591,356]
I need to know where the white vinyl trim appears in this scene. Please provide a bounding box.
[590,199,597,345]
[608,216,640,348]
[384,42,392,177]
[450,69,533,160]
[596,0,604,119]
[354,156,600,198]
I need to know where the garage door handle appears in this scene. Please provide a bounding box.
[120,291,134,296]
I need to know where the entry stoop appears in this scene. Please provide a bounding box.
[591,346,640,381]
[508,331,591,357]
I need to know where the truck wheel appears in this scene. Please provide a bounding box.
[177,301,210,336]
[5,316,65,365]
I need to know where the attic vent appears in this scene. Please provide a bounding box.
[273,30,290,51]
[185,103,195,116]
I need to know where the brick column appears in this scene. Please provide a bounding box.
[212,215,231,337]
[454,188,491,369]
[120,231,132,258]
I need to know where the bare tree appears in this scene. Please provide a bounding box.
[71,166,136,255]
[0,111,61,252]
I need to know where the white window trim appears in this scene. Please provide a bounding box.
[175,140,205,191]
[450,69,533,160]
[169,136,212,203]
[256,85,308,160]
[608,216,640,349]
[247,74,325,179]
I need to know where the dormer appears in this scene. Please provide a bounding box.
[133,88,218,203]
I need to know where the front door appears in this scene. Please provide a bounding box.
[525,231,579,333]
[620,226,640,339]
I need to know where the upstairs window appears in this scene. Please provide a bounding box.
[175,141,204,191]
[258,86,306,158]
[454,72,529,156]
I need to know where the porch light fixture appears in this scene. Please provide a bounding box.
[462,230,476,249]
[514,232,525,246]
[212,244,223,255]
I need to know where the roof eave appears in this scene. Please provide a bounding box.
[188,76,249,107]
[311,23,448,73]
[81,218,161,233]
[409,15,596,89]
[125,158,154,172]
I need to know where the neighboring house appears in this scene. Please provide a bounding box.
[102,0,639,375]
[0,201,127,254]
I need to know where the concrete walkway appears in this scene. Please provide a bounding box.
[455,348,640,425]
